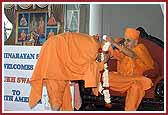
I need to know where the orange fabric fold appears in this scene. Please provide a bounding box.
[29,32,100,110]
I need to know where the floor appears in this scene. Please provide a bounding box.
[77,102,164,111]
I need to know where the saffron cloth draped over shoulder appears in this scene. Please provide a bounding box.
[29,32,100,110]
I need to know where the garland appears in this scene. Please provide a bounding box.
[97,40,111,104]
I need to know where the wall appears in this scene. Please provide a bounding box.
[79,4,164,41]
[102,4,164,41]
[79,4,90,34]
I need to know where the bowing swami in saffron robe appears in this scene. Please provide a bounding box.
[108,28,154,111]
[29,32,100,110]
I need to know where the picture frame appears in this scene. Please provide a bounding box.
[16,11,60,46]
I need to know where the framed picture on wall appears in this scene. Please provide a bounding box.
[18,13,28,27]
[18,28,28,43]
[46,28,57,39]
[47,12,57,26]
[15,11,60,46]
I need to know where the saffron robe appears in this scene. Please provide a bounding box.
[109,44,154,111]
[29,32,100,110]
